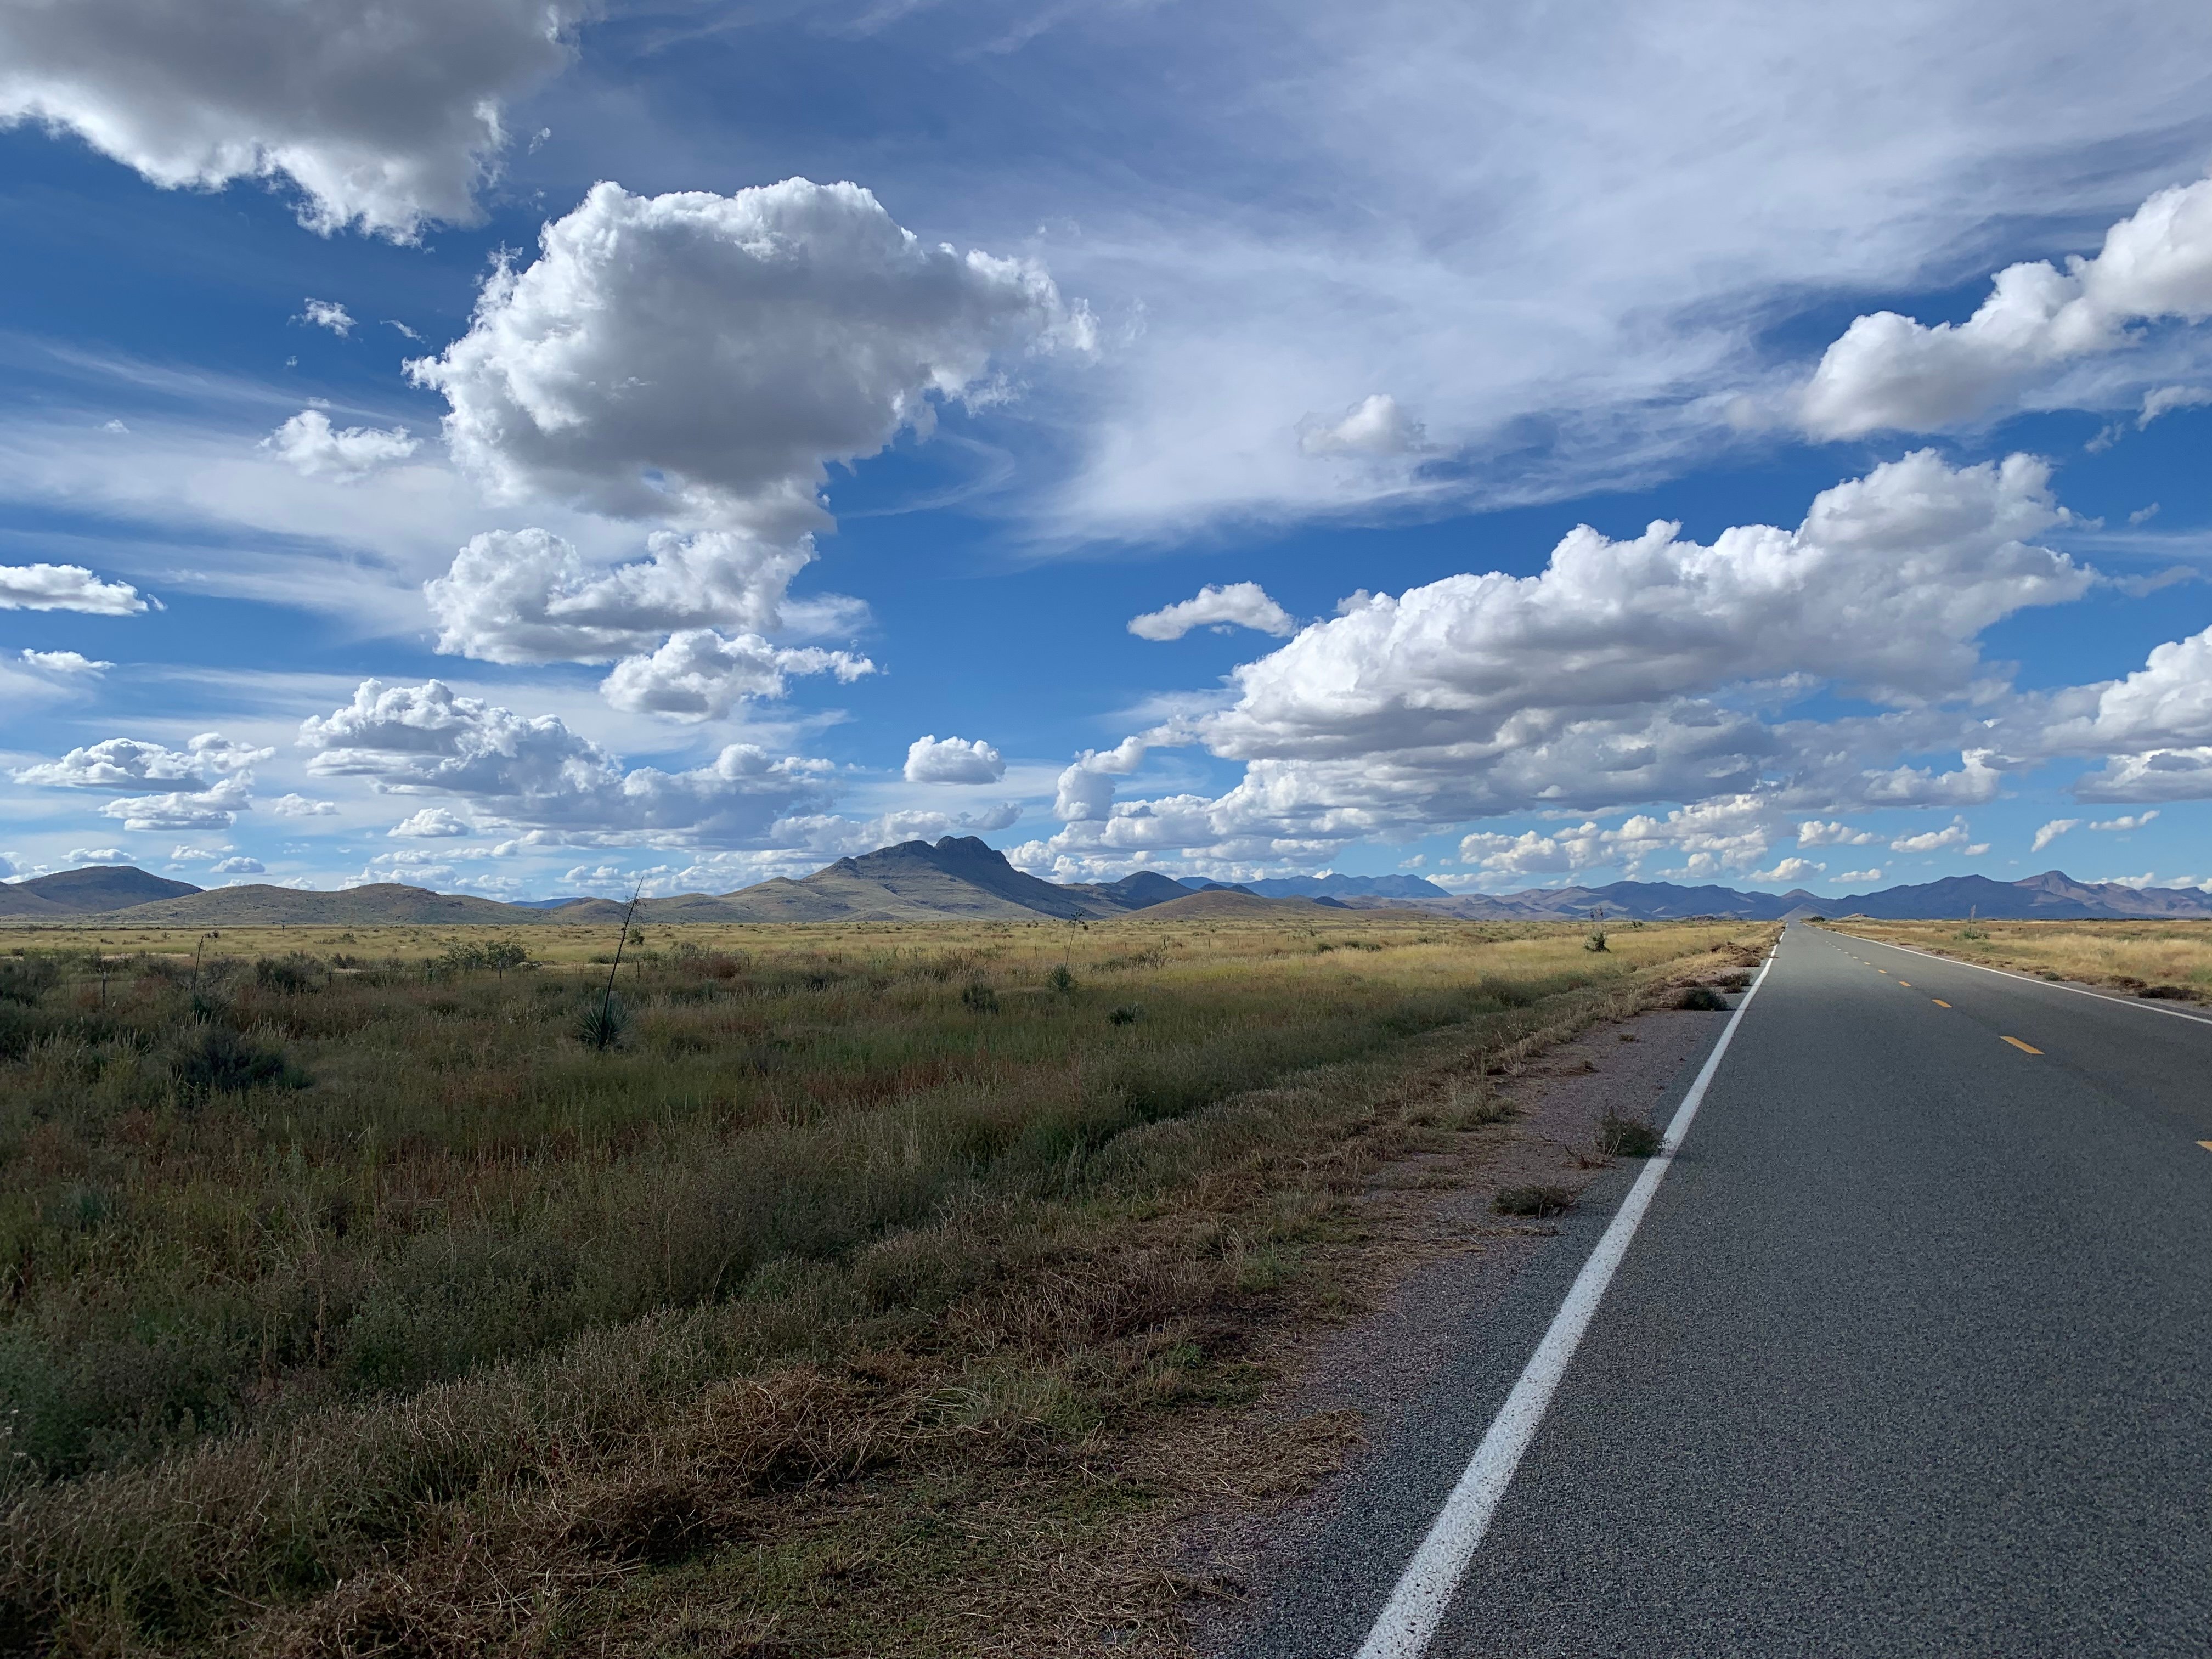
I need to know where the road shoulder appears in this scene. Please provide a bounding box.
[1182,995,1742,1659]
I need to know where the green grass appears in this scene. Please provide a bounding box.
[0,913,1762,1654]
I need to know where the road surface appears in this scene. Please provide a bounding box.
[1227,922,2212,1657]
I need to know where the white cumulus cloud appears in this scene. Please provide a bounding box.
[1748,856,1823,885]
[2089,810,2158,832]
[210,855,265,875]
[1801,175,2212,437]
[1031,451,2086,875]
[1833,868,1884,886]
[390,806,472,839]
[424,528,816,670]
[599,629,874,722]
[14,732,268,788]
[0,562,148,614]
[1796,819,1880,848]
[269,792,338,817]
[0,0,580,238]
[264,409,418,481]
[1889,817,1974,854]
[409,178,1091,535]
[18,648,111,674]
[299,679,839,848]
[904,734,1007,785]
[1128,582,1298,641]
[299,298,354,336]
[100,774,253,832]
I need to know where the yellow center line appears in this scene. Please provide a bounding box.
[2001,1036,2042,1055]
[1933,999,1950,1007]
[2199,1142,2212,1153]
[1898,981,1911,987]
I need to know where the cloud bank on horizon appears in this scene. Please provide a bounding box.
[3,0,2212,900]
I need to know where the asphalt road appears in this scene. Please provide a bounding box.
[1229,922,2212,1657]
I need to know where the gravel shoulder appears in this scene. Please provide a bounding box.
[1181,993,1742,1658]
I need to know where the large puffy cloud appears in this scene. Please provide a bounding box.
[1801,176,2212,437]
[264,410,418,481]
[1207,451,2081,772]
[599,630,874,721]
[904,734,1007,785]
[14,732,269,788]
[0,562,148,614]
[1458,797,1780,883]
[2022,626,2212,803]
[1032,452,2098,877]
[297,679,837,847]
[0,0,578,239]
[424,528,815,665]
[99,774,254,832]
[410,179,1079,710]
[409,178,1091,534]
[1128,582,1298,641]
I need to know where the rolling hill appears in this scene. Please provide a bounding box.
[8,851,2212,928]
[88,883,545,927]
[11,865,201,912]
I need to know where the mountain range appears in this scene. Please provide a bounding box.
[4,842,2210,927]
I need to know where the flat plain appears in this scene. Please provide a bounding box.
[0,911,1764,1655]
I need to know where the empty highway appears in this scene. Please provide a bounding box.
[1228,922,2212,1658]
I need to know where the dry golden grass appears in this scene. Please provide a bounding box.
[1820,918,2212,1000]
[0,912,1770,1655]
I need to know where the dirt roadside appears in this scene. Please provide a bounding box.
[1170,989,1742,1655]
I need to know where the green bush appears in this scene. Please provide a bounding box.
[169,1028,306,1098]
[0,957,60,1006]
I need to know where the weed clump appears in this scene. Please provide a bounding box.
[1674,985,1727,1011]
[253,952,325,992]
[1109,1004,1143,1025]
[170,1026,305,1098]
[1596,1110,1662,1157]
[960,980,1001,1014]
[1047,964,1076,995]
[0,957,59,1006]
[1493,1183,1577,1218]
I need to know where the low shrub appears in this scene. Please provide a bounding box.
[0,957,60,1006]
[576,995,630,1050]
[1674,985,1726,1011]
[1595,1109,1662,1157]
[170,1027,306,1098]
[1493,1183,1577,1217]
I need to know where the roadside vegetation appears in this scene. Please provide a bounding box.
[1818,918,2212,1001]
[0,913,1766,1655]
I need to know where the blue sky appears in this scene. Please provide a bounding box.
[4,0,2212,901]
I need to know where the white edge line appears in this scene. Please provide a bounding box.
[1351,942,1779,1659]
[1829,930,2212,1028]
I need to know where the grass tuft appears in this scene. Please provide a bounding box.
[1492,1184,1578,1218]
[1595,1109,1662,1157]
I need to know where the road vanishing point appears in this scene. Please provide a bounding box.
[1232,921,2212,1657]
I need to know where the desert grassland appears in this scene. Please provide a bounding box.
[1820,917,2212,999]
[0,912,1768,1656]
